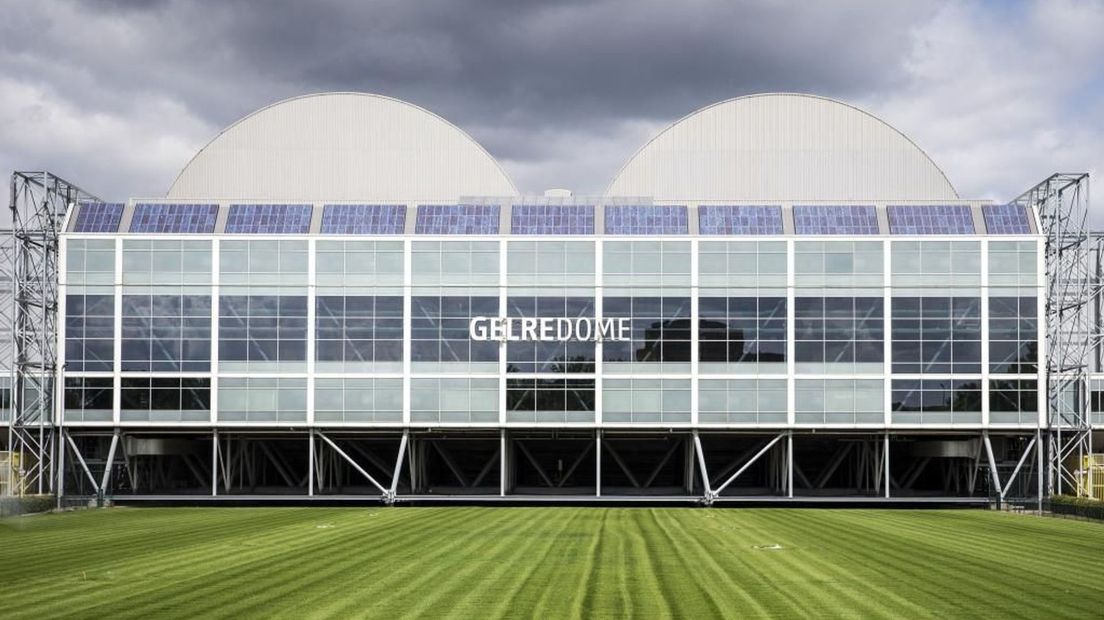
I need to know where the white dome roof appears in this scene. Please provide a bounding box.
[606,93,957,202]
[168,92,517,202]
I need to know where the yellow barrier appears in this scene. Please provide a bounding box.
[1080,455,1104,501]
[0,452,27,496]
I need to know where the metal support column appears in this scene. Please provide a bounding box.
[884,432,890,499]
[211,430,218,497]
[787,431,794,499]
[308,429,315,497]
[499,429,507,497]
[595,430,602,498]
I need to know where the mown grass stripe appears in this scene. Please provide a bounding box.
[3,507,1104,619]
[153,508,455,616]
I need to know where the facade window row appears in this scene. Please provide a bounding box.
[61,378,1040,425]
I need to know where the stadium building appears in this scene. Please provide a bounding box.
[3,92,1101,504]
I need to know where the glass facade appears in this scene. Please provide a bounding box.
[988,297,1037,374]
[699,297,785,366]
[219,377,307,423]
[699,379,787,424]
[63,377,113,422]
[603,379,690,423]
[506,296,595,373]
[989,379,1038,424]
[60,219,1044,428]
[121,378,210,422]
[317,296,403,371]
[794,297,884,372]
[219,295,308,370]
[412,378,498,423]
[603,296,691,367]
[65,239,116,372]
[891,379,982,424]
[890,297,981,374]
[315,378,403,423]
[796,379,884,424]
[65,293,115,371]
[122,294,212,371]
[412,295,499,368]
[507,378,595,423]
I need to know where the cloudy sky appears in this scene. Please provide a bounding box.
[1,0,1101,213]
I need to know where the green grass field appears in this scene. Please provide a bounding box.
[2,507,1103,618]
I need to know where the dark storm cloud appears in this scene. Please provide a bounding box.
[0,0,938,196]
[12,0,1100,204]
[72,0,934,121]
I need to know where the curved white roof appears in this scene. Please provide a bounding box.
[606,93,957,201]
[168,92,518,201]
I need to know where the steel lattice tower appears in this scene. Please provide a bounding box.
[3,172,99,496]
[1012,173,1093,496]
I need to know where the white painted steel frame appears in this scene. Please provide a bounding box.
[55,231,1046,434]
[49,223,1048,504]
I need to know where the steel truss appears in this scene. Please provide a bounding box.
[0,170,1093,506]
[1012,173,1093,496]
[3,172,98,496]
[57,429,1042,505]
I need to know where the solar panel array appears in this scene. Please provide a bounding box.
[320,204,406,234]
[510,205,594,234]
[130,203,219,233]
[698,205,783,235]
[793,205,880,235]
[225,204,313,234]
[69,201,1022,237]
[604,206,688,235]
[415,205,500,234]
[72,202,125,233]
[982,204,1032,234]
[887,205,975,235]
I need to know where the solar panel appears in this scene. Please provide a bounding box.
[698,205,783,235]
[320,205,406,234]
[415,205,500,234]
[604,205,688,235]
[982,204,1032,234]
[793,205,879,235]
[72,202,124,233]
[887,205,974,234]
[225,204,313,234]
[130,203,218,233]
[511,205,594,234]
